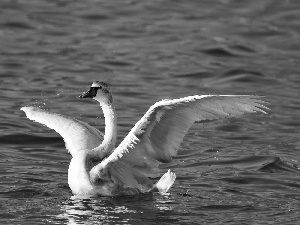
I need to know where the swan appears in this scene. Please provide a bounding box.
[21,81,268,196]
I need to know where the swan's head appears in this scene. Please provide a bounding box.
[79,81,113,104]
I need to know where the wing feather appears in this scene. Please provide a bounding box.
[21,106,103,157]
[102,95,269,178]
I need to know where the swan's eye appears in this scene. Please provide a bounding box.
[99,86,102,89]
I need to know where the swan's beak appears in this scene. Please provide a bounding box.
[79,87,97,99]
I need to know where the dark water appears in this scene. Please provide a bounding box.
[1,0,300,224]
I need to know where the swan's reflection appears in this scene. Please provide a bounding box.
[57,194,174,224]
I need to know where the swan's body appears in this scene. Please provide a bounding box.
[21,82,268,196]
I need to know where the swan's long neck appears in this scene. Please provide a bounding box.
[99,102,117,152]
[68,102,116,195]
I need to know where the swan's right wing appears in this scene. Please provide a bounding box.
[21,106,103,157]
[98,95,268,179]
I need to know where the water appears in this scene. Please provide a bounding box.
[1,0,300,224]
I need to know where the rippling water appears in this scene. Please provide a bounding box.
[1,0,300,224]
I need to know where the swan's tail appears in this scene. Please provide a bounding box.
[153,169,176,193]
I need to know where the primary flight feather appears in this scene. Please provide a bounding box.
[21,82,268,196]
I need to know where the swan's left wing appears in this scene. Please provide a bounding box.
[100,95,268,178]
[21,106,103,157]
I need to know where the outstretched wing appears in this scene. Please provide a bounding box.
[100,95,268,178]
[21,106,103,157]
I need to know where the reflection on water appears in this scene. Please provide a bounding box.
[57,194,174,224]
[1,0,300,224]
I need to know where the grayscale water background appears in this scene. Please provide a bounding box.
[1,0,300,224]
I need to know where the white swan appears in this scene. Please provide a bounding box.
[21,81,268,196]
